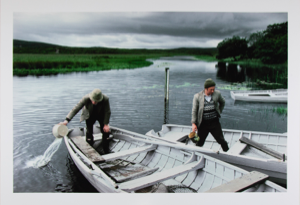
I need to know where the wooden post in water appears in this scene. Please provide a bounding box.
[164,67,169,124]
[165,67,170,101]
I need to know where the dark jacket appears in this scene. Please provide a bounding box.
[66,94,111,125]
[191,90,225,127]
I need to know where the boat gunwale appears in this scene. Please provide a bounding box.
[160,124,288,136]
[65,136,119,190]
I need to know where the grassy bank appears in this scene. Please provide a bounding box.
[194,55,218,62]
[13,54,166,76]
[250,106,287,116]
[220,58,287,69]
[205,54,287,68]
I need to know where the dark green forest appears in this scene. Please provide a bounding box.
[216,22,287,64]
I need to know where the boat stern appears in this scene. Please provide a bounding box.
[230,91,236,100]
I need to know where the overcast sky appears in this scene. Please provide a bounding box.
[14,12,287,49]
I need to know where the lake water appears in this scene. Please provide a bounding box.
[13,56,287,192]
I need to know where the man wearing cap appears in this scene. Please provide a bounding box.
[59,88,111,154]
[191,78,229,152]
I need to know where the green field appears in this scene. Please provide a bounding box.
[13,54,166,76]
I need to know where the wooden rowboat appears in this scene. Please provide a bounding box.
[230,89,287,103]
[146,124,287,185]
[64,125,286,193]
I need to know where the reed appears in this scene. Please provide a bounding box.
[250,106,287,116]
[272,107,288,115]
[217,60,287,89]
[194,55,217,62]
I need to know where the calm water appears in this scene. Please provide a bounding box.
[13,56,287,192]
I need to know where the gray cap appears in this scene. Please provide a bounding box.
[89,88,103,102]
[204,78,216,88]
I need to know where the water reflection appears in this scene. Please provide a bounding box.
[164,99,169,124]
[63,154,97,192]
[216,62,245,83]
[216,62,287,89]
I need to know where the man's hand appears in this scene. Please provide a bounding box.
[103,124,110,133]
[192,123,197,132]
[59,120,68,126]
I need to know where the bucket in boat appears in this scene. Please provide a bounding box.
[52,124,68,138]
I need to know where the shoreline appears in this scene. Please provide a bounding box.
[13,53,287,77]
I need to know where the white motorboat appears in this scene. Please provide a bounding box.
[230,89,287,103]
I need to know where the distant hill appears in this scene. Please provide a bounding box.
[14,39,62,48]
[13,39,218,56]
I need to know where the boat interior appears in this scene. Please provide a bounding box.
[66,126,285,193]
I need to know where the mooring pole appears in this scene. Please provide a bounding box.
[164,67,170,124]
[164,98,169,124]
[165,67,169,101]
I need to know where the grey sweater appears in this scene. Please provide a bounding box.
[191,90,225,127]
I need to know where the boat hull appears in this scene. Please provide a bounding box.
[64,135,123,193]
[230,89,287,103]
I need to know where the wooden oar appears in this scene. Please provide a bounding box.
[113,133,217,154]
[239,136,286,161]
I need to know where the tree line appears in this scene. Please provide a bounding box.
[13,39,217,56]
[216,22,287,64]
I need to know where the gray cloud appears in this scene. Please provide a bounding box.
[13,12,287,48]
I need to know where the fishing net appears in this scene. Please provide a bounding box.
[136,183,198,193]
[166,185,198,193]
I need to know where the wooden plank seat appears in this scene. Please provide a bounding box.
[206,171,269,192]
[239,136,286,160]
[70,133,155,164]
[70,136,105,163]
[227,141,247,155]
[102,144,157,162]
[161,131,188,142]
[118,156,205,192]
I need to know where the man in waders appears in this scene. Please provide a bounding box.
[191,78,229,152]
[59,88,111,154]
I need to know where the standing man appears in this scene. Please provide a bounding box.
[191,78,229,152]
[60,88,111,154]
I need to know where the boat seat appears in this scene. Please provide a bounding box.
[227,141,247,155]
[102,144,157,162]
[205,171,269,192]
[160,131,188,142]
[118,157,205,192]
[70,136,105,163]
[239,136,286,160]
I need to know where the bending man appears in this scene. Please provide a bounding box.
[191,78,229,152]
[60,88,111,154]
